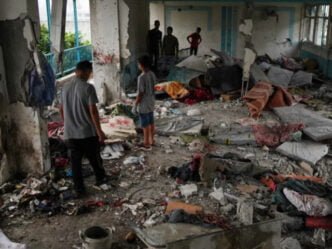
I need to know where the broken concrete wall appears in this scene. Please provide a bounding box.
[90,0,149,101]
[162,1,237,56]
[151,1,301,59]
[90,0,149,103]
[251,3,302,58]
[0,0,50,184]
[89,0,121,104]
[120,0,149,62]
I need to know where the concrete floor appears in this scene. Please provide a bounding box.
[1,100,331,249]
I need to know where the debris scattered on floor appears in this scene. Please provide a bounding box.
[101,116,137,141]
[3,48,332,249]
[179,184,198,198]
[0,229,26,249]
[100,143,124,160]
[280,237,302,249]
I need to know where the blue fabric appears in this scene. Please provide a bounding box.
[29,52,56,107]
[139,112,154,128]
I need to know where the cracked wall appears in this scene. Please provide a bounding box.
[120,0,149,62]
[89,0,121,104]
[0,0,50,184]
[153,1,301,59]
[90,0,149,103]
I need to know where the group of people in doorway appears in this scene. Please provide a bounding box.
[147,20,202,69]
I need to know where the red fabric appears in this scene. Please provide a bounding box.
[243,82,273,118]
[260,177,277,191]
[48,122,64,138]
[54,157,69,168]
[252,123,304,147]
[243,81,294,118]
[305,216,332,230]
[183,88,214,105]
[190,153,202,171]
[188,33,201,48]
[267,86,294,109]
[260,174,324,191]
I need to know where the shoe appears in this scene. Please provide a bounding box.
[134,143,152,151]
[95,175,111,186]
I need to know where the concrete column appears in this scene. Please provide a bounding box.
[89,0,121,104]
[0,0,50,183]
[50,0,67,73]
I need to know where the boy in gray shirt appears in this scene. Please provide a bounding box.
[133,55,156,150]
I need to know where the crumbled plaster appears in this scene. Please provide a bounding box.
[6,102,50,175]
[239,19,253,36]
[0,1,27,21]
[89,0,122,103]
[119,0,131,60]
[243,48,257,80]
[23,18,36,52]
[240,5,256,83]
[93,50,120,66]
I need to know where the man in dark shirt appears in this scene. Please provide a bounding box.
[162,26,179,57]
[60,61,107,196]
[147,20,162,69]
[187,27,202,56]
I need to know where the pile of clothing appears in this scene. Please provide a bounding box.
[260,173,332,229]
[167,154,201,184]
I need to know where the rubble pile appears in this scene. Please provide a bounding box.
[1,50,332,248]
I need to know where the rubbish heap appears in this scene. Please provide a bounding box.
[1,50,332,248]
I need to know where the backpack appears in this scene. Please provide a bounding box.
[28,51,56,107]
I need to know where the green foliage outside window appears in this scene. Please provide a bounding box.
[38,24,91,53]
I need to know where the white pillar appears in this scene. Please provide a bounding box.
[89,0,121,104]
[0,0,50,183]
[50,0,67,72]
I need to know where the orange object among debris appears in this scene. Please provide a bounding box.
[243,81,294,118]
[155,81,190,100]
[165,201,203,215]
[274,174,323,184]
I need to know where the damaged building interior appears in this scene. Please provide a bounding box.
[1,0,332,248]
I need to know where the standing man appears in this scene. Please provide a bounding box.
[187,27,202,55]
[161,26,179,73]
[147,20,162,69]
[60,60,108,196]
[162,26,179,58]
